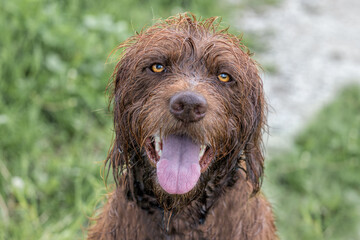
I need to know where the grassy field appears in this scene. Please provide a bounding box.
[265,85,360,240]
[1,0,359,239]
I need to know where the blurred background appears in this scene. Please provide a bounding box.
[0,0,359,239]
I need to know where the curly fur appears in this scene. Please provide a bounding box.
[87,13,277,239]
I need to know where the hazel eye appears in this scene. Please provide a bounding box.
[151,63,165,73]
[218,73,230,82]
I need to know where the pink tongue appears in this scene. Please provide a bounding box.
[156,135,201,194]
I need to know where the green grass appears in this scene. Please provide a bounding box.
[264,85,360,240]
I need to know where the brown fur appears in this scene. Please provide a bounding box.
[87,13,277,239]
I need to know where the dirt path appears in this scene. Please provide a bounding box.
[236,0,360,149]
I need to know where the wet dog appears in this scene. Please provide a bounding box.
[88,13,277,239]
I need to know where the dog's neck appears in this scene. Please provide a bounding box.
[123,152,244,232]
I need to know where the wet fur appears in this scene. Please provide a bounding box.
[87,13,277,239]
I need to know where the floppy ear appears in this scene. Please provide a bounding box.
[105,52,136,185]
[244,134,264,194]
[243,65,266,194]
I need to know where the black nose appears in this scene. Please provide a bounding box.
[169,91,208,123]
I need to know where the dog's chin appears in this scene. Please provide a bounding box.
[144,133,214,195]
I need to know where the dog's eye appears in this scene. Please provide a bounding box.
[217,73,231,82]
[151,63,165,73]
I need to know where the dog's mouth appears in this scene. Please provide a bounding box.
[145,133,213,195]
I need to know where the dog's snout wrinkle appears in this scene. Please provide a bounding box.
[169,91,207,123]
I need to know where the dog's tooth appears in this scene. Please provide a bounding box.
[199,145,206,159]
[154,134,160,149]
[155,141,160,153]
[154,134,163,157]
[154,135,161,144]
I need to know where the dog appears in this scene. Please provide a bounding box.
[87,13,277,239]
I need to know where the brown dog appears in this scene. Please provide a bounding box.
[87,13,277,239]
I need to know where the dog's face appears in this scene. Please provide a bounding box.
[109,15,265,205]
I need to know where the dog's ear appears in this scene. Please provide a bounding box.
[105,54,135,184]
[244,135,264,195]
[242,64,266,194]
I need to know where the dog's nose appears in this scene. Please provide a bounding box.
[169,91,208,122]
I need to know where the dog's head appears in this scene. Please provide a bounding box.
[107,13,266,202]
